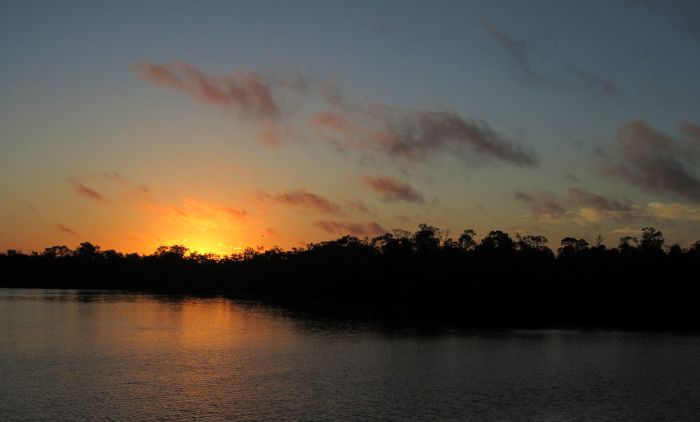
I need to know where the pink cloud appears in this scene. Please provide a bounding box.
[363,175,425,203]
[312,112,352,133]
[258,121,290,147]
[260,189,341,214]
[135,62,278,118]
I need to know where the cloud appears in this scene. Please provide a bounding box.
[583,200,700,224]
[565,173,581,183]
[95,171,151,200]
[681,121,700,144]
[483,20,543,85]
[56,223,79,238]
[484,20,617,95]
[72,182,106,202]
[312,109,538,167]
[645,202,700,221]
[363,175,425,203]
[70,171,151,203]
[97,171,150,192]
[312,112,351,132]
[610,226,640,236]
[135,62,278,118]
[516,185,700,227]
[567,187,636,225]
[260,189,341,215]
[514,190,568,222]
[135,62,537,170]
[315,220,388,237]
[567,187,632,213]
[346,199,374,215]
[394,111,538,165]
[258,121,290,147]
[561,61,617,95]
[277,72,346,108]
[606,121,700,202]
[515,188,639,225]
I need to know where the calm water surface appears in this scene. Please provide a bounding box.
[1,289,699,421]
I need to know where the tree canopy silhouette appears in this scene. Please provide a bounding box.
[2,225,699,328]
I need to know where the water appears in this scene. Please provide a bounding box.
[1,289,699,421]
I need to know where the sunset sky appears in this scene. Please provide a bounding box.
[2,0,700,255]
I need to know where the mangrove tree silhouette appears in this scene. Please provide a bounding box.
[2,226,700,328]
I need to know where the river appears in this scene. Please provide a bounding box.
[1,289,698,421]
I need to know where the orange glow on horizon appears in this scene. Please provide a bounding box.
[148,235,247,257]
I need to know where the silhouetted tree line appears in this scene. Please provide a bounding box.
[2,225,700,328]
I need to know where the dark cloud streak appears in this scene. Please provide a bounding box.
[260,190,342,215]
[483,20,544,85]
[484,20,617,95]
[56,223,79,238]
[606,121,700,202]
[313,109,538,167]
[72,182,106,202]
[363,176,425,203]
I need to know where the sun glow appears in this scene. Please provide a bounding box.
[135,196,266,256]
[150,235,247,257]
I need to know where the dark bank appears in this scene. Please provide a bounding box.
[2,225,699,330]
